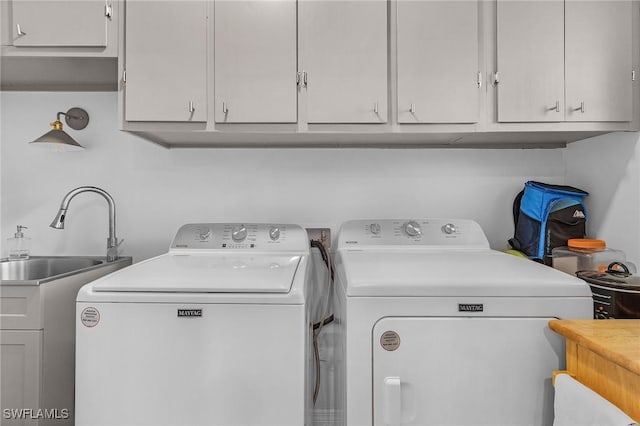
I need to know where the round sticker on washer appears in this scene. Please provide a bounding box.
[380,330,401,351]
[80,307,100,327]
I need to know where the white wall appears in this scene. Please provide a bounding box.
[1,92,568,262]
[566,132,640,267]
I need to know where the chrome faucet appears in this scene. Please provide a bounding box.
[50,186,122,262]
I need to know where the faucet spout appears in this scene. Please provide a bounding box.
[50,207,68,229]
[50,186,120,261]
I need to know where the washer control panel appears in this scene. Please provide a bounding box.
[170,223,306,251]
[338,219,489,249]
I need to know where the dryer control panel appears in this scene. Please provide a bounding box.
[337,219,490,249]
[170,223,308,252]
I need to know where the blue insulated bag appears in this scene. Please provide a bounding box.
[508,181,589,263]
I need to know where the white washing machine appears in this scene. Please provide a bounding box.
[332,219,593,426]
[75,223,316,426]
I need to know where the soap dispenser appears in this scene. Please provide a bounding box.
[7,225,31,260]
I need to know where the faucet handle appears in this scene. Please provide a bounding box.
[106,238,124,262]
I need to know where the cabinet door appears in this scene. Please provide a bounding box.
[214,0,297,123]
[1,330,42,426]
[11,0,107,47]
[565,1,633,122]
[397,0,479,123]
[497,0,564,122]
[124,1,207,122]
[299,0,387,123]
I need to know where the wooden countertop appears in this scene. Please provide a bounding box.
[549,319,640,376]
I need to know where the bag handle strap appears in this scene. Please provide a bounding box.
[508,190,525,250]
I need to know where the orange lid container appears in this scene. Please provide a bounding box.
[552,239,626,275]
[567,239,606,250]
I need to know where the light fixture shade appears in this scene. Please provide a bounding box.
[29,107,89,151]
[29,127,85,151]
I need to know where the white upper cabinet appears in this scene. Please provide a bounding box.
[1,0,118,90]
[565,1,633,122]
[10,0,108,47]
[497,0,564,122]
[214,0,297,123]
[497,0,633,123]
[298,0,388,123]
[396,0,479,124]
[113,0,637,145]
[124,1,207,122]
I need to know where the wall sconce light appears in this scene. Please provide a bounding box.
[29,107,89,151]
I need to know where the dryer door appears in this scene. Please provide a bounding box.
[372,317,562,426]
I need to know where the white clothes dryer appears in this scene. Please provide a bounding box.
[75,223,316,426]
[332,219,593,426]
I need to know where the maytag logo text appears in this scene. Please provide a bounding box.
[458,304,484,312]
[177,309,202,317]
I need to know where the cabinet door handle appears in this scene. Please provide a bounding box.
[16,24,26,36]
[222,102,229,114]
[548,101,560,112]
[105,3,113,18]
[409,103,416,114]
[188,101,195,113]
[573,101,585,113]
[373,102,379,114]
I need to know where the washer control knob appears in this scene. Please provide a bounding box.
[232,225,248,242]
[403,221,422,237]
[198,228,212,240]
[442,223,457,235]
[369,223,381,235]
[269,226,281,241]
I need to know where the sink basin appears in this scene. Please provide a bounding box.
[1,256,127,283]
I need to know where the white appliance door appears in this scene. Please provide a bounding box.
[373,317,562,426]
[76,302,306,426]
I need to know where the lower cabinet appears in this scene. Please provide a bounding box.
[550,320,640,420]
[0,260,131,426]
[0,280,77,426]
[0,331,42,426]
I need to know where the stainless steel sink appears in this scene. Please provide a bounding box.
[1,256,130,284]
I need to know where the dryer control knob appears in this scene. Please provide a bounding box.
[269,226,281,241]
[232,225,248,242]
[442,223,457,235]
[403,221,422,237]
[369,223,381,235]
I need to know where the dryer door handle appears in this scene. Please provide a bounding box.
[384,376,402,426]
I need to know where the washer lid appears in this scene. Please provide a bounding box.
[340,249,591,297]
[92,254,302,293]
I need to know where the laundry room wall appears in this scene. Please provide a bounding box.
[2,91,569,262]
[565,132,640,268]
